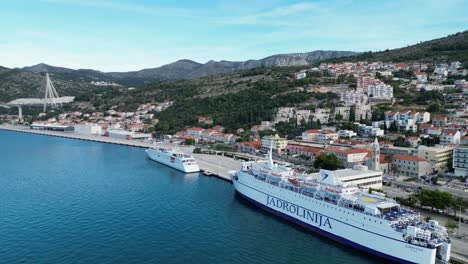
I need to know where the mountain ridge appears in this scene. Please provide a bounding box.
[2,30,467,103]
[17,50,357,80]
[0,49,356,102]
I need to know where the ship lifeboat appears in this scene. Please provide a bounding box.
[325,187,340,193]
[271,172,282,177]
[288,178,300,186]
[303,182,317,187]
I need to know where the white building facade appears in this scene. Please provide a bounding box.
[453,146,468,176]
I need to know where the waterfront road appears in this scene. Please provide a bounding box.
[387,179,468,200]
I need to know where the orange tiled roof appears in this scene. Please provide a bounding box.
[239,141,261,149]
[393,154,425,162]
[326,146,369,155]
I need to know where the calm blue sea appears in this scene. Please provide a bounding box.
[0,130,381,264]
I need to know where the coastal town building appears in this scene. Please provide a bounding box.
[462,136,468,145]
[453,146,468,177]
[427,126,443,136]
[417,145,453,172]
[356,76,383,92]
[198,116,214,125]
[273,107,311,125]
[384,111,430,132]
[302,129,320,142]
[261,134,288,155]
[74,123,103,135]
[200,129,216,141]
[186,127,204,138]
[334,106,351,121]
[106,129,152,140]
[318,129,339,143]
[177,126,239,144]
[405,136,421,148]
[440,130,461,145]
[367,83,393,100]
[354,104,372,121]
[324,146,369,168]
[294,70,307,80]
[432,115,447,127]
[415,72,428,82]
[30,122,74,131]
[302,129,339,143]
[287,144,322,161]
[338,129,357,138]
[313,108,331,123]
[358,124,384,137]
[235,141,261,154]
[212,125,225,133]
[391,154,432,177]
[340,90,368,104]
[381,146,417,156]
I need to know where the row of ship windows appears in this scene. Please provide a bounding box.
[358,180,382,186]
[342,175,381,182]
[265,185,385,225]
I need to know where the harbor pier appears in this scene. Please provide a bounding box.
[0,125,237,181]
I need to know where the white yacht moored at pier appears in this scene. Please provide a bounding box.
[146,147,200,173]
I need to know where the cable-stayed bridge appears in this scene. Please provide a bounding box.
[0,73,74,120]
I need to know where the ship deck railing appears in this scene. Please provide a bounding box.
[244,170,391,220]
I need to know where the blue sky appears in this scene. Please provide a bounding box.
[1,0,467,71]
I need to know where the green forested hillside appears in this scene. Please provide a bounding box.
[153,82,336,133]
[70,66,339,133]
[325,31,468,67]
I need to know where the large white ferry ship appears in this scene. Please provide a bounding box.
[230,149,451,263]
[146,147,200,173]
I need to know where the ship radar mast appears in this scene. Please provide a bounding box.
[268,141,275,170]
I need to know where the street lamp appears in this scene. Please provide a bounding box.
[458,205,462,238]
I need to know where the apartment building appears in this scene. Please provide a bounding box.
[417,145,453,172]
[453,146,468,176]
[261,134,288,155]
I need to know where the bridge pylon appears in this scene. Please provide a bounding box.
[43,72,61,112]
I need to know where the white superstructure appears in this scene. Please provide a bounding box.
[145,147,200,173]
[230,149,451,263]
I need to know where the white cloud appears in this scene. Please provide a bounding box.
[220,1,324,25]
